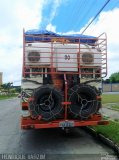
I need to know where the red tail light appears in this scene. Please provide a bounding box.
[22,102,28,110]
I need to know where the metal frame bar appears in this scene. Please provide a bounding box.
[64,74,68,120]
[21,114,109,129]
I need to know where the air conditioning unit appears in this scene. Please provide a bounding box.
[80,44,102,66]
[54,44,79,72]
[25,42,51,66]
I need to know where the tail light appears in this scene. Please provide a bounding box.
[21,102,30,117]
[22,102,28,110]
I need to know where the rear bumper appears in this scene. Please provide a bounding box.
[21,115,109,129]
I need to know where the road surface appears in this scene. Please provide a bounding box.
[0,98,117,160]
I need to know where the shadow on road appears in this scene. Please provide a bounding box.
[20,128,84,153]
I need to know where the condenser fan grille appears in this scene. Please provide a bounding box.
[82,52,94,64]
[28,51,40,62]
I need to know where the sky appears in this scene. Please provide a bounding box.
[0,0,119,85]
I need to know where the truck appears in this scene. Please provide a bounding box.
[21,29,108,130]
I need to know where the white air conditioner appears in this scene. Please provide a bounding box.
[25,42,51,66]
[80,44,102,66]
[54,44,79,72]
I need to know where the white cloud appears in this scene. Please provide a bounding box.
[14,0,44,30]
[0,0,46,85]
[0,0,67,85]
[46,23,56,32]
[61,8,119,78]
[79,8,119,78]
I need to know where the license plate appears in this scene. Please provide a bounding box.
[59,121,74,128]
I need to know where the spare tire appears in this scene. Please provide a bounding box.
[29,85,63,121]
[68,84,100,119]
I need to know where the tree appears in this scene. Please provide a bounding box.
[1,82,13,95]
[110,76,116,83]
[110,72,119,83]
[15,87,21,93]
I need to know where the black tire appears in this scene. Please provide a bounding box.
[29,85,63,121]
[68,84,100,119]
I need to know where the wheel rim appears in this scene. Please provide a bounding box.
[37,94,55,112]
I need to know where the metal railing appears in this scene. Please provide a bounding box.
[23,31,107,79]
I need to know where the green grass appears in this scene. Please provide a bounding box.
[0,94,17,100]
[111,105,119,111]
[102,94,119,104]
[92,120,119,145]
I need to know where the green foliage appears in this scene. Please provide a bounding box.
[102,94,119,104]
[1,82,13,90]
[0,82,13,95]
[103,71,119,83]
[0,94,16,100]
[111,105,119,111]
[93,121,119,145]
[10,88,16,93]
[110,72,119,83]
[15,87,21,93]
[0,83,21,95]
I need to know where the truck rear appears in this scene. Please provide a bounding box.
[21,29,108,129]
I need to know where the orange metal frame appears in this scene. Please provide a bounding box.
[21,114,108,129]
[21,30,108,129]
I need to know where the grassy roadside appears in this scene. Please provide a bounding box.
[92,120,119,145]
[110,105,119,111]
[93,94,119,146]
[102,94,119,104]
[102,93,119,111]
[0,95,17,100]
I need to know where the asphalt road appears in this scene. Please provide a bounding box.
[0,98,117,160]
